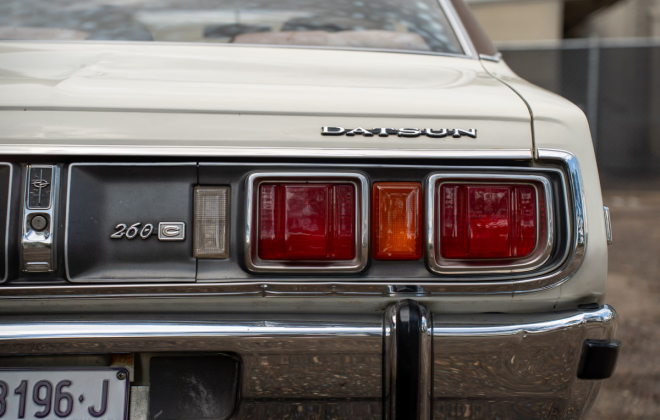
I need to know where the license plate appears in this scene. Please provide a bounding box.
[0,368,129,420]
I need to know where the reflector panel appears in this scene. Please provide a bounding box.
[193,186,230,259]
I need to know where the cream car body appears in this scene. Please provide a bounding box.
[0,42,605,313]
[0,1,617,419]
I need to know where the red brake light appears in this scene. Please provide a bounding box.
[373,182,422,260]
[440,184,540,259]
[258,183,355,261]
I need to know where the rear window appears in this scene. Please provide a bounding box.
[0,0,464,55]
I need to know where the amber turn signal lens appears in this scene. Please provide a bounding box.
[373,182,422,260]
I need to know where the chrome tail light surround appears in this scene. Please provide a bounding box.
[0,150,587,295]
[244,172,370,274]
[426,173,555,275]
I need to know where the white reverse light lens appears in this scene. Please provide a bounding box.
[193,186,230,258]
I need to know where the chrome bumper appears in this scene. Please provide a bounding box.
[430,306,617,420]
[0,304,617,420]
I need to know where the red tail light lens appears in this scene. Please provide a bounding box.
[373,182,422,260]
[440,184,542,259]
[258,183,355,260]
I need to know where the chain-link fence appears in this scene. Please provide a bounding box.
[500,39,660,189]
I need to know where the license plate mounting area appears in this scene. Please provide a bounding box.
[0,367,129,420]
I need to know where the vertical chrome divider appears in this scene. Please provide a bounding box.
[0,162,13,283]
[384,300,433,420]
[419,304,433,420]
[384,304,397,420]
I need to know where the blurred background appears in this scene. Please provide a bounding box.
[466,0,659,417]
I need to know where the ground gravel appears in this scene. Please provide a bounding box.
[589,189,660,420]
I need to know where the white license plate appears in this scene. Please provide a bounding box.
[0,368,129,420]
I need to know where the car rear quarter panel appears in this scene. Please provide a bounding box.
[482,59,608,310]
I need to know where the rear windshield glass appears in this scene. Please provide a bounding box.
[0,0,464,55]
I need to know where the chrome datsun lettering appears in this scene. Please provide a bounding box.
[321,127,477,138]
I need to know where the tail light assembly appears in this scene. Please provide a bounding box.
[244,171,554,276]
[426,173,554,275]
[245,172,369,273]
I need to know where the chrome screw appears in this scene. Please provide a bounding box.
[116,371,127,380]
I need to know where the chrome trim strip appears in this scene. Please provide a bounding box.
[0,306,616,351]
[0,146,534,160]
[516,148,587,293]
[0,281,512,299]
[0,39,474,60]
[245,172,370,273]
[433,305,616,337]
[0,315,383,355]
[64,162,197,283]
[383,304,396,420]
[604,206,613,245]
[479,52,502,62]
[0,163,11,283]
[201,161,534,169]
[0,106,512,119]
[419,304,433,420]
[437,0,478,58]
[426,173,554,275]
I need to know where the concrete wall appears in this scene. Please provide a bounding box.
[468,0,564,41]
[584,0,660,38]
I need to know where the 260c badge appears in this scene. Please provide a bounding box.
[110,222,185,241]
